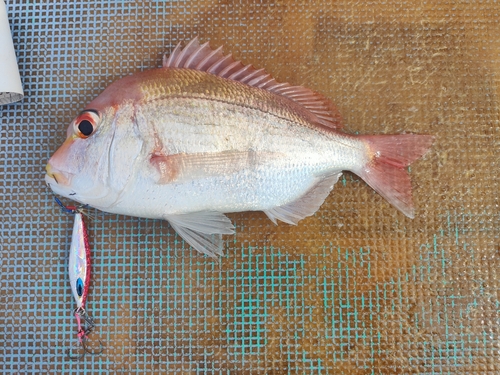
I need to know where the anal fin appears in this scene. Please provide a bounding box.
[165,211,235,258]
[264,173,341,225]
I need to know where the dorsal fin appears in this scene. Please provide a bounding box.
[163,37,343,130]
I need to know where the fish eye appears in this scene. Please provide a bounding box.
[78,120,93,136]
[74,109,100,139]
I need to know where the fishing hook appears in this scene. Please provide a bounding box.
[66,336,105,361]
[66,308,104,360]
[66,336,105,360]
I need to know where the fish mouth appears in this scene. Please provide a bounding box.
[45,163,71,186]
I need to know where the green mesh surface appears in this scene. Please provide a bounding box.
[1,1,499,374]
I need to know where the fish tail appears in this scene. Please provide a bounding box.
[357,134,434,218]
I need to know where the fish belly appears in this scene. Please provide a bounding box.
[106,97,364,218]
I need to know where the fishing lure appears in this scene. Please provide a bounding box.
[55,197,103,360]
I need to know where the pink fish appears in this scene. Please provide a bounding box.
[45,38,433,257]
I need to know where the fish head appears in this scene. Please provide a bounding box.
[46,93,144,209]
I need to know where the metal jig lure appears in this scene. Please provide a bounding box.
[55,197,104,360]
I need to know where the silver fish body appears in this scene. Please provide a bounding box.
[99,88,363,218]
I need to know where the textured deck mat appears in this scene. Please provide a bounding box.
[1,1,499,374]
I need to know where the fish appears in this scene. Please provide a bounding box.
[45,38,433,258]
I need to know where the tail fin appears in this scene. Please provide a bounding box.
[357,134,434,218]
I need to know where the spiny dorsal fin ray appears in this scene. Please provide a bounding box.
[163,37,343,130]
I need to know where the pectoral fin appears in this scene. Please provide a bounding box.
[165,211,235,258]
[264,173,341,225]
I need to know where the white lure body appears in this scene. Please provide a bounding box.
[68,212,90,309]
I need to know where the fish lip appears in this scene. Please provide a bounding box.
[44,174,56,185]
[44,174,59,188]
[45,163,73,187]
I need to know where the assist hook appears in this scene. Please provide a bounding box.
[66,308,104,360]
